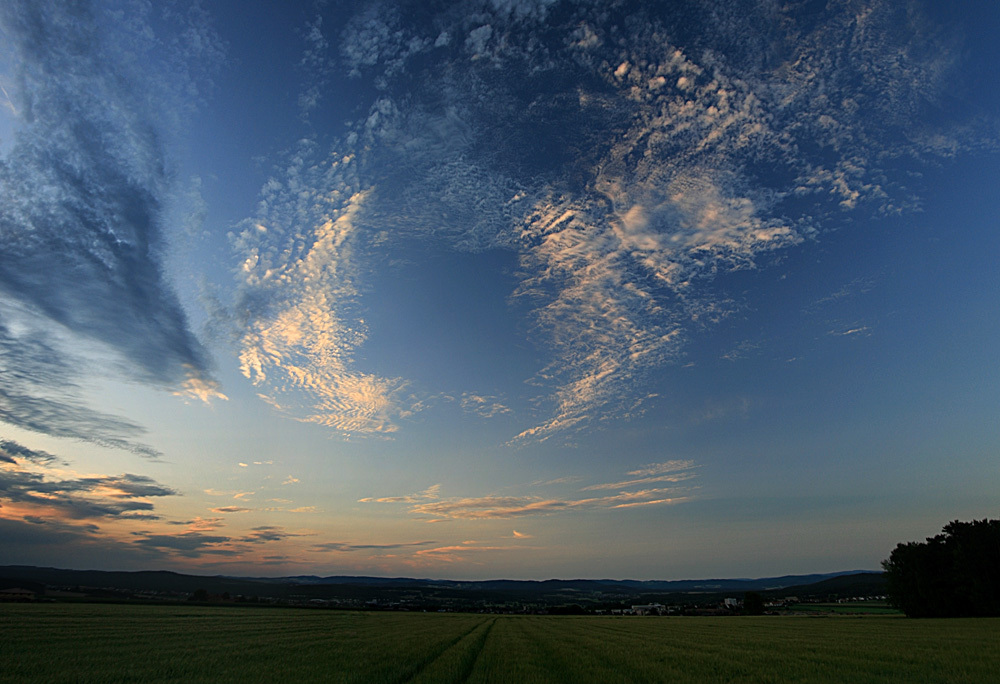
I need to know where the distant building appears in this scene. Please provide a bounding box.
[0,588,37,602]
[631,603,665,616]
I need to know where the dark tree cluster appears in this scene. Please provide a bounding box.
[742,591,765,615]
[882,519,1000,617]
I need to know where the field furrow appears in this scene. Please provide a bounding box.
[402,617,494,684]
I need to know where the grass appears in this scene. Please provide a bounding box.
[2,603,998,683]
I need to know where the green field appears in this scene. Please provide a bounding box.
[2,603,998,683]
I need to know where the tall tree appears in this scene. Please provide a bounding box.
[883,519,1000,617]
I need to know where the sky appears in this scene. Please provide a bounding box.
[0,0,998,581]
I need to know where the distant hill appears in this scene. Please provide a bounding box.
[0,565,881,609]
[767,571,886,599]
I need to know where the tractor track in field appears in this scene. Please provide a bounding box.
[399,617,496,684]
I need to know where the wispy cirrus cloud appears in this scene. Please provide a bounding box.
[311,540,438,553]
[581,472,697,492]
[358,484,440,504]
[166,516,225,532]
[413,540,528,564]
[408,489,693,520]
[626,460,698,478]
[0,0,225,450]
[231,0,986,444]
[0,316,162,458]
[362,460,699,521]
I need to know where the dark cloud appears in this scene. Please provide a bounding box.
[132,532,232,555]
[0,438,63,466]
[80,473,176,499]
[211,506,252,514]
[128,526,301,559]
[0,0,224,448]
[0,448,177,520]
[238,526,303,544]
[0,516,149,568]
[241,526,287,544]
[165,516,224,530]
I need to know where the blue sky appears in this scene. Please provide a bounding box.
[0,0,997,580]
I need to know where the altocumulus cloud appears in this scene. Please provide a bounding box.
[0,0,225,450]
[234,0,987,442]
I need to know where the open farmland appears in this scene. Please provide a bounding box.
[2,604,998,684]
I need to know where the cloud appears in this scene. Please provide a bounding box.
[627,460,698,477]
[230,0,984,444]
[132,532,232,556]
[580,472,697,492]
[0,0,225,447]
[412,540,532,564]
[806,276,878,312]
[407,489,692,520]
[0,438,64,466]
[461,394,512,418]
[233,183,413,435]
[0,316,161,458]
[131,524,304,559]
[0,515,157,568]
[0,442,177,520]
[358,484,440,504]
[239,526,301,544]
[210,506,252,514]
[166,516,224,532]
[364,461,699,520]
[311,540,438,553]
[829,326,872,337]
[530,476,584,487]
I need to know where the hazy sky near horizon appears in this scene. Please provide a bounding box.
[1,0,998,580]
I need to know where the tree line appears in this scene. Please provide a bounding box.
[882,518,1000,617]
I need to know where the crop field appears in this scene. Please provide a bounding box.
[2,603,998,684]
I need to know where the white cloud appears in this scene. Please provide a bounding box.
[232,0,985,444]
[235,171,416,435]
